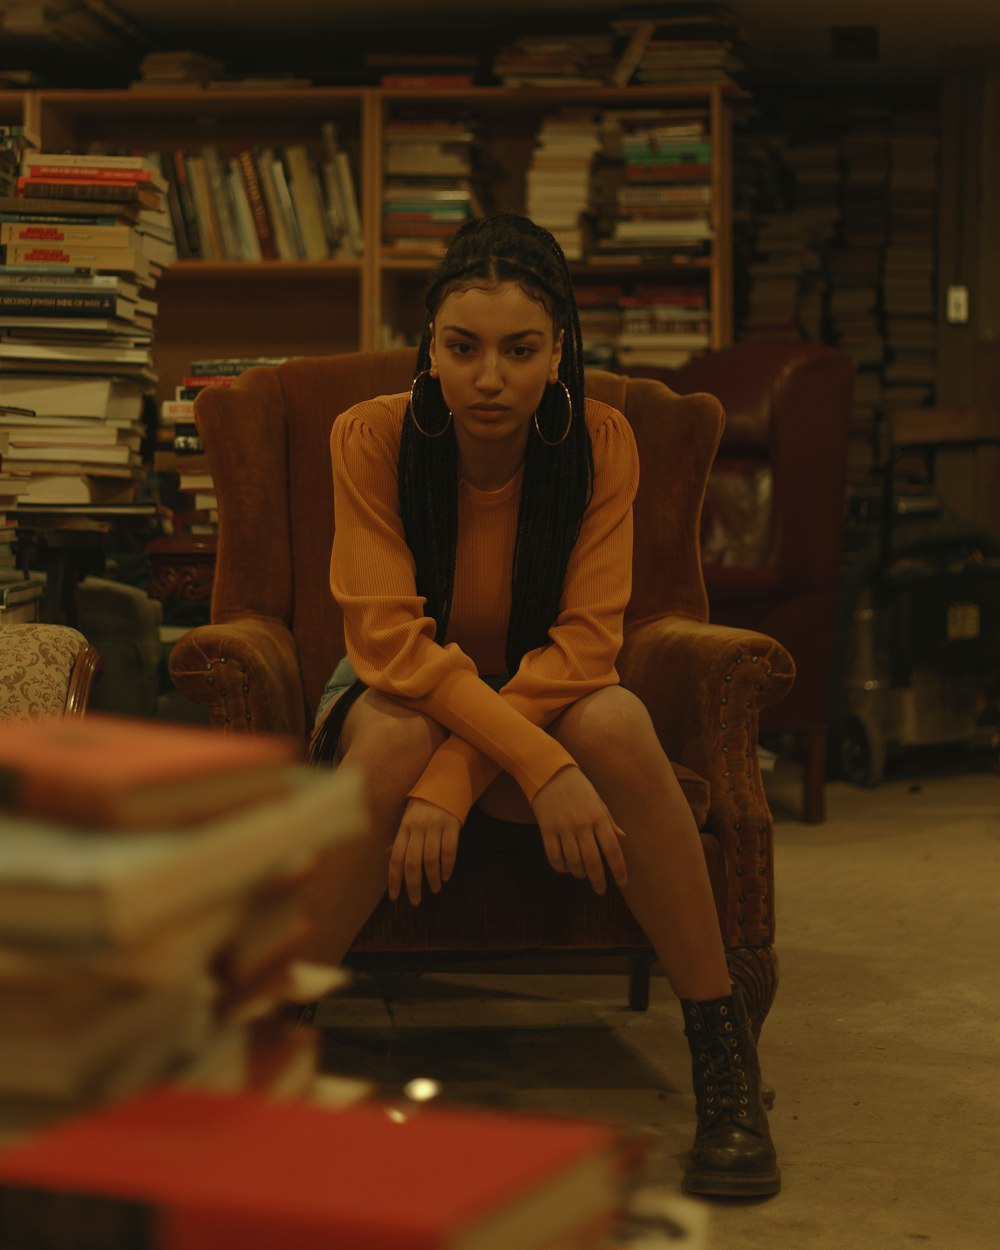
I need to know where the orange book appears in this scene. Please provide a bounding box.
[0,1086,642,1250]
[0,712,300,830]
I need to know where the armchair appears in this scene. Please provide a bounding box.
[656,342,854,823]
[168,350,794,1033]
[0,622,101,720]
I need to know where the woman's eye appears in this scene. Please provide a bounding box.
[447,341,473,356]
[509,345,535,358]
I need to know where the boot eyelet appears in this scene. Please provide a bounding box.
[720,1006,728,1015]
[734,1054,742,1063]
[740,1097,748,1105]
[724,1022,733,1031]
[738,1110,748,1119]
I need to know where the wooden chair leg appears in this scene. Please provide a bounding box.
[801,728,827,824]
[628,952,654,1011]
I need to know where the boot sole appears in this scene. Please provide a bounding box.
[682,1167,782,1199]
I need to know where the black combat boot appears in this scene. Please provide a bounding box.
[680,985,780,1198]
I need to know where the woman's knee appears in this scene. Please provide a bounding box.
[554,685,664,775]
[341,689,446,791]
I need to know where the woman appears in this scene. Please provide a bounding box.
[310,211,780,1199]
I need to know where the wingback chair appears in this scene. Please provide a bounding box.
[0,622,101,720]
[631,342,854,824]
[168,349,795,1035]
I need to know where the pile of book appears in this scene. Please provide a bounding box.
[592,108,714,264]
[154,356,287,542]
[381,115,481,259]
[131,49,226,89]
[366,50,480,90]
[616,282,711,370]
[0,712,367,1143]
[526,110,604,262]
[161,127,361,263]
[492,33,617,87]
[608,4,748,88]
[0,145,175,506]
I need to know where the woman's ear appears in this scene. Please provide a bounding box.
[549,329,564,382]
[428,324,437,376]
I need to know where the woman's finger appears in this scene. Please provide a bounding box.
[571,830,607,895]
[422,827,443,894]
[540,828,569,874]
[595,822,629,889]
[387,830,410,901]
[403,833,426,905]
[441,825,460,882]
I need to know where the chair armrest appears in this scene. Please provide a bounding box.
[619,614,794,946]
[168,616,307,737]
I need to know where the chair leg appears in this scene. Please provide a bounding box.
[801,728,827,824]
[628,952,654,1011]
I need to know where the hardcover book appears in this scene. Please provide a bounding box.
[0,1087,640,1250]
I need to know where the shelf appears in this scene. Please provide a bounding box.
[161,259,364,280]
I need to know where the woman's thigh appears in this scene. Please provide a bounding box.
[337,688,447,789]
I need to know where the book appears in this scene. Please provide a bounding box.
[0,764,366,947]
[609,18,657,85]
[0,375,145,421]
[0,194,140,225]
[225,157,262,261]
[268,152,306,259]
[0,712,301,831]
[0,222,138,247]
[17,179,162,210]
[8,473,139,506]
[281,144,329,261]
[0,1086,638,1250]
[184,153,223,261]
[2,243,152,279]
[234,149,276,259]
[0,293,136,320]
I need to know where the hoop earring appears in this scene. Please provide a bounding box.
[409,369,452,439]
[533,381,573,447]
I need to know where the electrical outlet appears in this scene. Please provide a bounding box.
[946,284,969,324]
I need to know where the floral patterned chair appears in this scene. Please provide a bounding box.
[0,623,102,721]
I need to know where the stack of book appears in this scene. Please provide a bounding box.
[0,147,175,506]
[616,281,711,369]
[575,281,627,368]
[492,33,616,87]
[155,355,287,542]
[608,4,748,88]
[0,712,367,1142]
[591,108,713,263]
[366,50,480,90]
[381,115,481,258]
[130,49,226,88]
[881,111,939,413]
[159,129,361,263]
[525,110,603,262]
[0,125,32,198]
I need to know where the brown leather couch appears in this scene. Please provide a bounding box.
[635,342,855,823]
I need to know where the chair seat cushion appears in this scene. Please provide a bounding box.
[0,624,90,720]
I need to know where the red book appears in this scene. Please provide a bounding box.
[17,165,160,185]
[0,711,299,830]
[0,1086,641,1250]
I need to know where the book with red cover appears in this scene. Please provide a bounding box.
[0,1086,642,1250]
[0,712,300,830]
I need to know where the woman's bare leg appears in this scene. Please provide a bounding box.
[300,690,446,966]
[546,686,731,1001]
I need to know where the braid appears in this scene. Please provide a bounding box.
[398,212,593,671]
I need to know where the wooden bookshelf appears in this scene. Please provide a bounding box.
[18,82,739,394]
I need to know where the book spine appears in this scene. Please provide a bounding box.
[201,146,242,261]
[0,223,134,246]
[170,149,202,259]
[19,164,157,184]
[253,148,295,261]
[0,1184,156,1249]
[184,154,222,261]
[268,154,305,259]
[23,152,154,172]
[18,182,152,205]
[236,149,277,259]
[281,144,328,261]
[2,244,144,273]
[333,150,362,256]
[226,159,262,261]
[0,291,122,316]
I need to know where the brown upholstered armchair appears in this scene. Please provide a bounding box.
[168,350,794,1035]
[0,622,102,720]
[654,342,854,824]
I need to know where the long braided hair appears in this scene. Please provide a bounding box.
[398,212,593,675]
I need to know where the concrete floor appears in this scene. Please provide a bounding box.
[316,754,1000,1250]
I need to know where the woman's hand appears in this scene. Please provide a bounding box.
[530,767,628,895]
[388,798,462,905]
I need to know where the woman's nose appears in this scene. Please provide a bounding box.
[474,353,503,390]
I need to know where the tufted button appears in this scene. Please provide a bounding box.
[722,745,728,753]
[242,684,249,693]
[734,821,742,830]
[724,673,732,683]
[239,663,246,673]
[751,655,758,663]
[720,695,728,704]
[206,675,214,685]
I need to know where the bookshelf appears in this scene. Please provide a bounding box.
[15,81,738,396]
[25,87,375,400]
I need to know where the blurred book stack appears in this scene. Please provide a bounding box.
[492,33,616,87]
[366,50,480,90]
[130,49,226,89]
[155,355,287,541]
[0,444,42,620]
[591,107,713,265]
[881,110,939,414]
[615,281,710,369]
[157,128,362,263]
[526,110,603,262]
[381,114,480,260]
[608,3,747,87]
[575,281,627,368]
[0,712,367,1143]
[782,137,841,341]
[0,143,175,506]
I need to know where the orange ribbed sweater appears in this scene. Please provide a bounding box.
[330,392,640,823]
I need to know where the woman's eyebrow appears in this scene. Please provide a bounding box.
[441,325,546,342]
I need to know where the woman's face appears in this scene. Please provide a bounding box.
[428,281,563,454]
